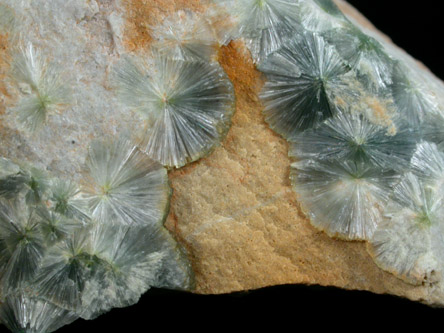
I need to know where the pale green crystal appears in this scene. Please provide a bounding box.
[113,56,234,168]
[291,159,398,240]
[214,0,301,63]
[0,292,78,333]
[289,107,418,171]
[0,139,192,331]
[259,30,350,136]
[152,10,217,62]
[0,198,45,294]
[0,158,20,179]
[80,137,171,226]
[3,0,444,330]
[9,43,71,132]
[369,173,444,285]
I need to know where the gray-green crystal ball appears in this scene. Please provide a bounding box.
[114,56,235,168]
[0,139,193,332]
[259,30,350,137]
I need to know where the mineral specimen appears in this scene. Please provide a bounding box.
[152,10,218,62]
[79,137,171,226]
[9,43,71,132]
[2,0,444,331]
[291,158,398,240]
[369,171,444,285]
[0,292,78,333]
[214,0,301,63]
[113,55,234,168]
[0,140,192,331]
[254,0,444,293]
[259,30,350,136]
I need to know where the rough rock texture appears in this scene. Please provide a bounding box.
[154,0,440,304]
[1,0,442,308]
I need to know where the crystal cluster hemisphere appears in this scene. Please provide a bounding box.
[2,0,444,330]
[177,0,444,291]
[0,138,193,332]
[240,0,444,285]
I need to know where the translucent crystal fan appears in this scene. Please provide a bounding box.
[113,55,234,168]
[368,173,444,285]
[49,179,90,223]
[152,10,218,62]
[422,111,444,147]
[0,163,49,206]
[259,30,350,137]
[298,0,348,33]
[289,107,418,171]
[33,220,189,319]
[79,223,166,319]
[33,229,92,312]
[0,292,78,333]
[0,139,193,331]
[0,198,45,294]
[391,62,441,127]
[323,25,395,89]
[291,159,398,240]
[214,0,301,63]
[410,141,444,186]
[79,137,171,226]
[36,207,80,246]
[9,43,71,132]
[0,158,20,179]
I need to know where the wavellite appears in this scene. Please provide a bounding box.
[1,0,444,331]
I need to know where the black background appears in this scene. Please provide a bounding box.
[36,1,444,331]
[346,0,442,79]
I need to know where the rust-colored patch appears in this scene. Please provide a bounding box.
[167,40,267,184]
[0,33,10,101]
[363,96,397,134]
[118,0,426,300]
[365,97,390,123]
[0,33,24,158]
[162,32,421,297]
[0,33,13,150]
[165,38,310,293]
[122,0,206,51]
[218,41,264,104]
[0,33,11,128]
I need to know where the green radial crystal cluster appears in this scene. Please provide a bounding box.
[113,8,236,169]
[9,43,72,132]
[221,0,444,285]
[0,138,193,332]
[213,0,301,63]
[2,0,444,330]
[113,56,234,168]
